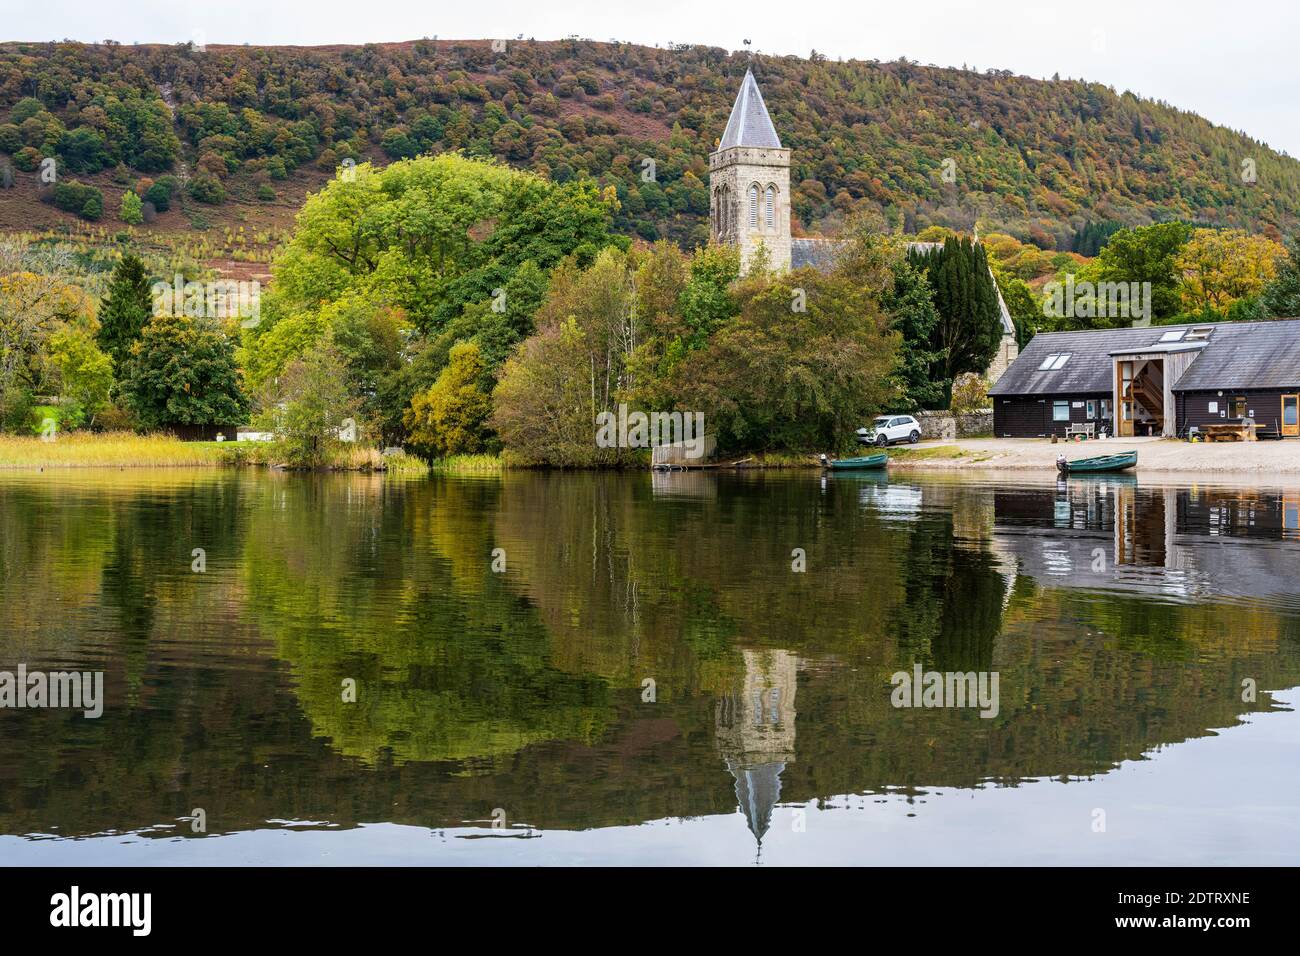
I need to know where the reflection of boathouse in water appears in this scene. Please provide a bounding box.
[990,481,1300,604]
[714,648,799,858]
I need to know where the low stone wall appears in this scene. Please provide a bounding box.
[915,410,994,440]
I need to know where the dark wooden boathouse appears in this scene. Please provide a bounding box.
[989,319,1300,440]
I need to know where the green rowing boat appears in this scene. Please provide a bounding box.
[1057,450,1138,475]
[823,453,889,471]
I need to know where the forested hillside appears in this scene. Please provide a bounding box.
[2,38,1298,247]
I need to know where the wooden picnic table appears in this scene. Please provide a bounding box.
[1200,421,1258,442]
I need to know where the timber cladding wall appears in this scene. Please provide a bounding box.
[994,394,1111,438]
[1176,388,1300,436]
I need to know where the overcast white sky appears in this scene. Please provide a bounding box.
[9,0,1298,155]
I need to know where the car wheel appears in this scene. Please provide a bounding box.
[909,430,920,444]
[875,434,888,447]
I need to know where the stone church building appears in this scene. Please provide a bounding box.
[708,69,1020,383]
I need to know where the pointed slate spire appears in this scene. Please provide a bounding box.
[727,758,786,854]
[718,69,782,150]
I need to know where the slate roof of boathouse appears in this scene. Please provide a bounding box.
[989,318,1300,396]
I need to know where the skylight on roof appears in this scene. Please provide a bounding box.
[1185,326,1214,341]
[1037,353,1071,371]
[1160,329,1187,342]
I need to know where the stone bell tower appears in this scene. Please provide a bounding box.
[709,68,791,273]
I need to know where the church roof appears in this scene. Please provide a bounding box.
[791,238,841,271]
[792,238,1016,337]
[718,69,782,150]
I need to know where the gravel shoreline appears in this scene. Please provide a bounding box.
[889,436,1300,476]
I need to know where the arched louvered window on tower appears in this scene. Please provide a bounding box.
[765,185,775,229]
[748,185,759,228]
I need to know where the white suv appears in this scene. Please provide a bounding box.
[858,415,922,447]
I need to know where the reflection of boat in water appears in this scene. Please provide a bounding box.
[828,469,891,486]
[1057,450,1138,475]
[1058,472,1138,488]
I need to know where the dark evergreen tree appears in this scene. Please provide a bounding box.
[908,237,1002,403]
[883,256,946,410]
[1072,220,1124,256]
[97,253,153,371]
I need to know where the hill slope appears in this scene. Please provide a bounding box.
[2,38,1297,249]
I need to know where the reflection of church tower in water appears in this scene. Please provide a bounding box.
[714,648,799,858]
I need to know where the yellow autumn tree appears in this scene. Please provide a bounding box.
[0,240,96,422]
[1176,228,1282,314]
[404,340,493,459]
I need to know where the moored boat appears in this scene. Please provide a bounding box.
[822,452,889,471]
[1056,451,1138,475]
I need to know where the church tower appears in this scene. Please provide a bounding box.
[709,69,791,273]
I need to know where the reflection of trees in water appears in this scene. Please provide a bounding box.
[99,521,158,704]
[887,510,1007,673]
[1,473,1299,840]
[239,475,611,766]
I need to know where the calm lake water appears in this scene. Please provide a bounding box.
[1,468,1298,866]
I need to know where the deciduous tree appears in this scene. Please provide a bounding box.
[1260,232,1300,318]
[256,343,358,466]
[1176,228,1281,315]
[120,314,249,430]
[405,341,494,458]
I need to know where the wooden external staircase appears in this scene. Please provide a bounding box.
[1131,362,1164,423]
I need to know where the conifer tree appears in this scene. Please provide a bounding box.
[884,256,945,410]
[96,253,153,371]
[908,236,1002,403]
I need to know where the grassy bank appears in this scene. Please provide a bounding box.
[730,451,821,469]
[887,444,993,463]
[213,441,427,474]
[0,432,223,468]
[0,433,1004,475]
[0,432,427,474]
[427,453,504,474]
